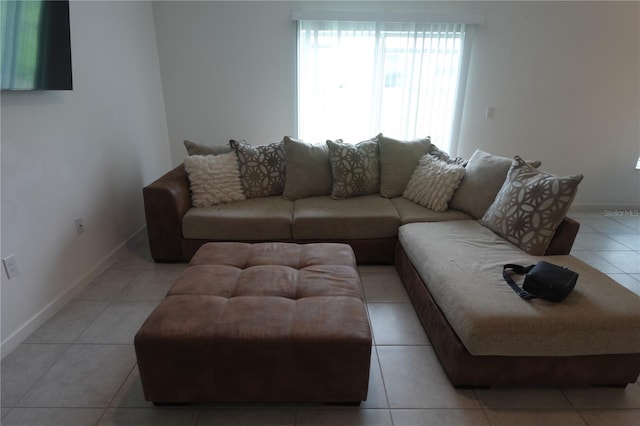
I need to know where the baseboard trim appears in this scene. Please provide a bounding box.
[0,226,147,359]
[569,204,640,219]
[571,203,640,211]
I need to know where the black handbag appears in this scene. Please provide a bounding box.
[503,261,578,302]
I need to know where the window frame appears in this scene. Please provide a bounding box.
[292,11,482,155]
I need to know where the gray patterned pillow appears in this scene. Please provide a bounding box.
[229,139,286,198]
[427,144,466,166]
[403,155,465,212]
[326,137,379,199]
[479,156,583,255]
[184,140,231,156]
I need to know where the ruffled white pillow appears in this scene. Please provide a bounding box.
[184,153,246,207]
[403,154,465,212]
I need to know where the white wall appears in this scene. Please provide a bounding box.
[152,1,298,164]
[153,1,639,206]
[1,1,171,355]
[458,1,640,207]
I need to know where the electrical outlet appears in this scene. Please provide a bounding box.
[3,254,20,279]
[74,217,85,234]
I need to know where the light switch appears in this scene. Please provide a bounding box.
[485,107,495,119]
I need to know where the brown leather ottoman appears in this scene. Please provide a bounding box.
[134,242,372,404]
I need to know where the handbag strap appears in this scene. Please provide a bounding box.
[503,264,537,300]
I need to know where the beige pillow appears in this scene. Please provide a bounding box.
[230,139,286,198]
[184,153,246,207]
[479,156,583,255]
[378,134,431,198]
[449,149,542,219]
[282,136,332,200]
[403,155,466,212]
[326,137,379,199]
[184,140,231,156]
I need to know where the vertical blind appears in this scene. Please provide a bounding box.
[298,20,467,153]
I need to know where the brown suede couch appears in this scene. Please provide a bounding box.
[143,163,578,265]
[142,140,640,388]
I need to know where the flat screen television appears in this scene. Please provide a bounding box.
[1,0,73,91]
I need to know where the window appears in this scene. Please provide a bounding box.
[297,20,469,154]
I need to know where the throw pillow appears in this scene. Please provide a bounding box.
[449,149,542,219]
[378,134,431,198]
[184,140,231,156]
[183,153,246,207]
[282,136,332,200]
[402,154,466,212]
[479,156,583,256]
[229,139,286,198]
[326,137,380,199]
[428,144,466,166]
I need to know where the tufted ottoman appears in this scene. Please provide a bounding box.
[134,242,372,404]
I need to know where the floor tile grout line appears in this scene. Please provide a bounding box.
[71,299,114,346]
[474,400,493,426]
[93,363,175,426]
[605,234,640,251]
[9,342,75,410]
[558,387,580,414]
[0,407,13,422]
[105,268,151,305]
[109,269,145,304]
[75,269,142,303]
[573,219,640,291]
[572,250,625,274]
[574,407,593,426]
[573,237,638,252]
[590,251,638,275]
[609,216,640,232]
[577,216,639,233]
[370,345,395,426]
[104,363,139,411]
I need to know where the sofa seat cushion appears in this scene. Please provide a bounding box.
[399,221,640,357]
[182,196,293,240]
[391,197,472,224]
[293,195,399,240]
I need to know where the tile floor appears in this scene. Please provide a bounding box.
[1,207,639,425]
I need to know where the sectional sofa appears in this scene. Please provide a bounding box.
[143,135,640,387]
[144,137,575,263]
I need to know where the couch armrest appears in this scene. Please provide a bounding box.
[143,164,191,261]
[544,217,580,256]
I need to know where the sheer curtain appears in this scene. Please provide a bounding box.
[298,20,467,153]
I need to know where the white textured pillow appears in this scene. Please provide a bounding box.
[403,155,466,212]
[184,153,246,207]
